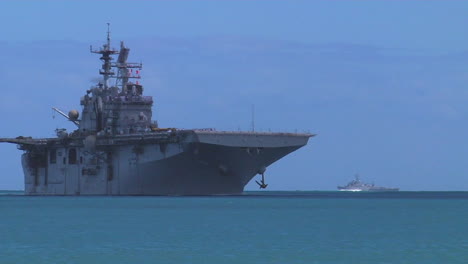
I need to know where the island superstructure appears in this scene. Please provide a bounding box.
[0,27,313,195]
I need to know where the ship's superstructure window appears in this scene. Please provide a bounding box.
[49,149,57,164]
[69,149,77,164]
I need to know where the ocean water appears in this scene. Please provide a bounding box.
[1,192,468,264]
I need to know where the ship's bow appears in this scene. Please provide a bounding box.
[183,131,312,194]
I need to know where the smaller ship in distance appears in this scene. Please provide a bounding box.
[337,175,399,192]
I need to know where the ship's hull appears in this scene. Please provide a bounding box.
[21,131,310,195]
[337,187,399,192]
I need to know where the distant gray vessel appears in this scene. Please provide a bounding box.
[338,175,399,192]
[0,26,313,195]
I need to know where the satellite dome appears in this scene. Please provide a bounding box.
[68,110,79,121]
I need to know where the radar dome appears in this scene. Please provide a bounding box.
[68,110,79,121]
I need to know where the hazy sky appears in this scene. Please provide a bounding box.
[1,1,468,191]
[1,1,468,52]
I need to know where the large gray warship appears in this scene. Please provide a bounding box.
[0,28,313,195]
[338,175,399,192]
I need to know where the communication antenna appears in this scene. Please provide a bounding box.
[106,22,111,48]
[251,104,255,132]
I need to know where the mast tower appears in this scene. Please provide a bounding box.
[90,23,118,89]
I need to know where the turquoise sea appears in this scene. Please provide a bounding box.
[1,191,468,264]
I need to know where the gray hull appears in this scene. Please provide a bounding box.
[337,187,399,192]
[21,131,310,195]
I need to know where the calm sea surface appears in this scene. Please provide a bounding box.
[1,191,468,264]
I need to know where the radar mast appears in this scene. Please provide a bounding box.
[90,23,118,89]
[113,41,142,93]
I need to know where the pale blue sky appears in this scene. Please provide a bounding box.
[1,1,468,191]
[1,1,468,52]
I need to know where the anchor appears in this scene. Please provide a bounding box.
[255,173,268,189]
